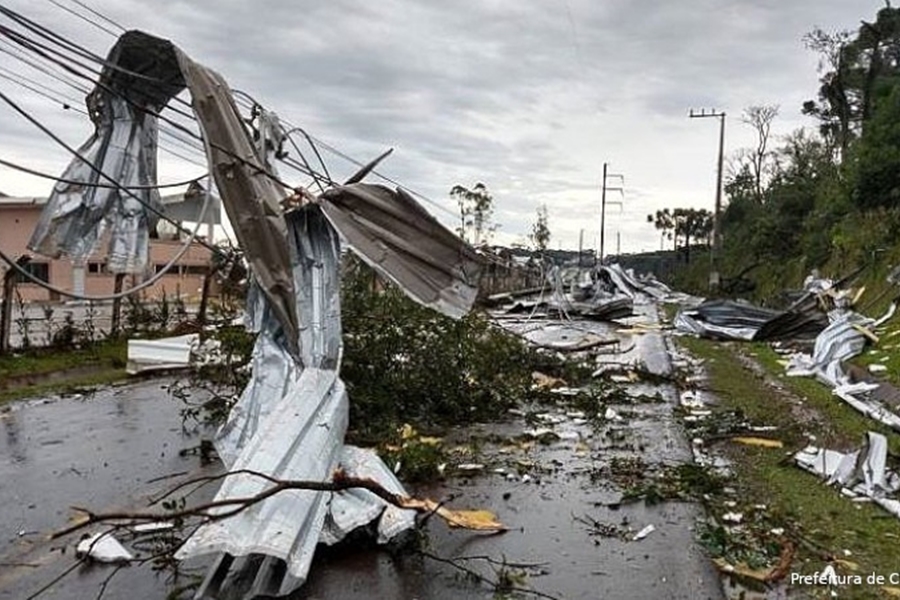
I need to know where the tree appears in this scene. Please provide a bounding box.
[647,208,676,251]
[450,182,496,246]
[672,208,714,263]
[648,208,712,262]
[850,85,900,210]
[803,6,900,160]
[529,204,550,256]
[741,105,779,202]
[802,27,854,158]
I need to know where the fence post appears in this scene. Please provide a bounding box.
[0,256,30,355]
[197,265,215,327]
[111,273,125,336]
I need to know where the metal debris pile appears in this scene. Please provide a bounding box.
[489,263,675,321]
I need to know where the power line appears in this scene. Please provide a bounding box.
[0,38,91,95]
[3,5,455,219]
[0,87,222,256]
[44,0,118,37]
[0,23,294,190]
[0,155,206,190]
[0,68,87,114]
[0,52,209,168]
[233,89,458,219]
[310,132,458,219]
[67,0,126,34]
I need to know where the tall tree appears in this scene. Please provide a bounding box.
[672,208,714,263]
[450,182,496,246]
[741,105,779,202]
[802,27,854,158]
[803,5,900,159]
[529,204,551,257]
[648,209,676,251]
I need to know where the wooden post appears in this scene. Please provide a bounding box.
[0,256,30,355]
[0,269,15,355]
[111,273,125,335]
[198,265,214,326]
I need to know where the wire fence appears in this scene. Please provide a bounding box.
[1,293,203,351]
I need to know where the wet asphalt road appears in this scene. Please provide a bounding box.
[0,305,724,599]
[0,378,217,600]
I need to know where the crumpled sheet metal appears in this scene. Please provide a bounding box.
[177,206,416,587]
[795,432,900,519]
[176,366,349,577]
[500,265,634,321]
[599,263,671,301]
[785,308,900,432]
[46,30,477,595]
[673,299,779,341]
[673,298,825,342]
[785,310,872,386]
[320,184,482,320]
[176,48,301,357]
[321,445,416,546]
[29,31,185,273]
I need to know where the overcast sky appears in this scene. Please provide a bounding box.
[0,0,885,254]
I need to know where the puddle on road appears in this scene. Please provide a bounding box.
[0,379,217,600]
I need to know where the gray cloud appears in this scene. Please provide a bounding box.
[0,0,887,252]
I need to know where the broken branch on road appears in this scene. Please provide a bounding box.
[55,469,507,541]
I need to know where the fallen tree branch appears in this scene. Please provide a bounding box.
[54,468,506,540]
[54,471,407,540]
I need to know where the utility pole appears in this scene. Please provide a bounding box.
[689,108,726,289]
[599,162,624,264]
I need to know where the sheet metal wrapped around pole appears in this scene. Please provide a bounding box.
[28,31,185,273]
[175,50,300,356]
[33,29,483,595]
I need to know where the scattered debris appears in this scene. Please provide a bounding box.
[126,334,199,374]
[632,524,655,541]
[673,299,825,342]
[785,299,900,431]
[131,522,175,534]
[794,431,900,519]
[76,532,133,563]
[730,437,783,449]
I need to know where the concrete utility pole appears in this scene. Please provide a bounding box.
[599,162,624,264]
[689,108,726,288]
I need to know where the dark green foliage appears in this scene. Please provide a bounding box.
[179,257,546,440]
[684,5,900,301]
[341,257,541,439]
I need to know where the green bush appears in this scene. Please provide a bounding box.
[341,258,541,438]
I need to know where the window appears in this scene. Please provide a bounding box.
[87,262,108,275]
[15,262,49,284]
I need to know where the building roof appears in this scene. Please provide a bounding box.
[0,192,221,225]
[0,196,44,206]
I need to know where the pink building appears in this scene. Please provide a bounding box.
[0,193,221,303]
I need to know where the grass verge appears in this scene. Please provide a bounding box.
[677,335,900,599]
[0,339,128,403]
